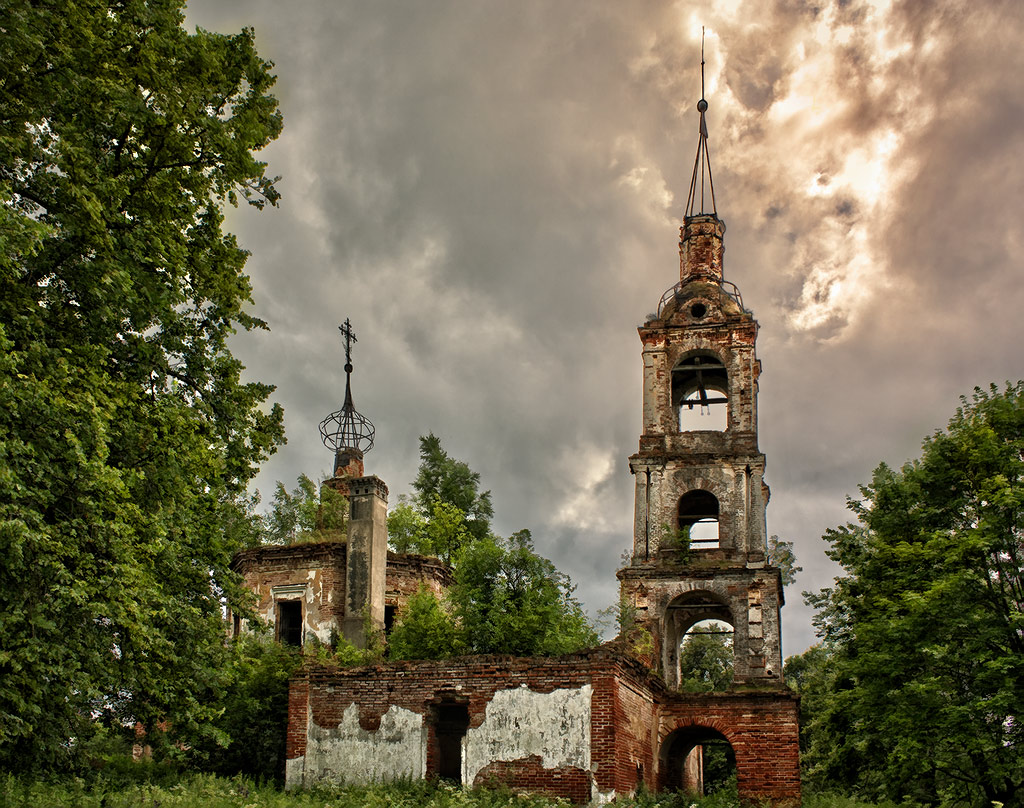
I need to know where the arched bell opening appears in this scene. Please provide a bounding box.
[677,618,734,692]
[677,489,719,550]
[659,725,737,797]
[672,354,728,432]
[663,591,732,690]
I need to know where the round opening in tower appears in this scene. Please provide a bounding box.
[690,302,707,319]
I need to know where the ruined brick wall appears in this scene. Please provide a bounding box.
[618,564,785,687]
[607,671,658,793]
[385,552,453,606]
[658,691,801,807]
[285,649,799,806]
[285,649,645,801]
[233,543,348,645]
[232,543,452,646]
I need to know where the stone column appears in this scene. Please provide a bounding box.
[343,475,388,648]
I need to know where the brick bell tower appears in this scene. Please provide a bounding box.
[617,87,785,690]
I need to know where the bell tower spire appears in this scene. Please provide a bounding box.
[319,318,376,481]
[617,50,785,689]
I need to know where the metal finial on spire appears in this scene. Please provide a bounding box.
[685,28,717,218]
[319,318,375,454]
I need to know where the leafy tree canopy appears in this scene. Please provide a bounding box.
[262,474,347,545]
[767,534,802,587]
[387,495,471,564]
[388,530,598,659]
[677,624,734,693]
[411,433,493,540]
[0,0,283,769]
[802,383,1024,808]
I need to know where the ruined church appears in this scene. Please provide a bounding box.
[232,88,801,805]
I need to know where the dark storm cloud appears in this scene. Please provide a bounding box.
[187,0,1024,655]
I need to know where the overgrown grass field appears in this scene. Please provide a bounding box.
[0,772,895,808]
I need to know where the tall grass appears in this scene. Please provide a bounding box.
[0,773,900,808]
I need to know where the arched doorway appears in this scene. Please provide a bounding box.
[663,591,733,690]
[678,619,734,692]
[660,726,737,796]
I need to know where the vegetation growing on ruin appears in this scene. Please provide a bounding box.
[386,436,598,658]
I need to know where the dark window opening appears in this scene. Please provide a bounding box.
[672,354,728,432]
[690,302,707,318]
[384,604,397,634]
[678,490,720,550]
[432,701,470,782]
[232,612,241,638]
[277,600,303,647]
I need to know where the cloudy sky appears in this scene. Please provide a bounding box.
[186,0,1023,656]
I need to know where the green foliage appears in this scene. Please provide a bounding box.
[766,534,802,586]
[387,495,472,564]
[677,625,733,692]
[803,383,1024,807]
[658,523,692,558]
[263,474,347,545]
[783,643,834,760]
[386,435,597,657]
[451,530,599,656]
[0,774,577,808]
[0,771,911,808]
[390,531,598,658]
[187,634,302,782]
[412,433,493,541]
[387,496,428,553]
[599,594,655,662]
[387,585,464,660]
[0,0,284,769]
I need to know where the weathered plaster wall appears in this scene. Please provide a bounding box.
[232,543,347,645]
[285,649,800,806]
[285,651,651,801]
[464,685,592,786]
[300,703,425,787]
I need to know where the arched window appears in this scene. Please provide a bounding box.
[678,490,719,550]
[672,354,728,432]
[664,592,734,692]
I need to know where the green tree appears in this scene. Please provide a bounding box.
[767,534,802,587]
[389,530,598,658]
[449,530,598,656]
[189,634,302,781]
[0,0,283,769]
[263,474,347,545]
[804,384,1024,807]
[412,433,493,540]
[677,624,733,692]
[387,496,427,554]
[385,494,471,564]
[386,586,463,660]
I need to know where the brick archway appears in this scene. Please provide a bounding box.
[658,723,734,795]
[658,694,801,806]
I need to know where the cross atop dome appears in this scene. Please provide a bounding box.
[319,318,376,461]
